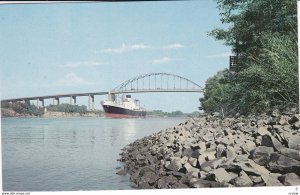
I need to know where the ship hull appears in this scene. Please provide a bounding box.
[102,105,146,118]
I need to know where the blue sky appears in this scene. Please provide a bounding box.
[0,1,231,112]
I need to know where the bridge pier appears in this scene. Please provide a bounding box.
[88,95,94,111]
[37,98,44,108]
[53,97,59,105]
[70,96,76,105]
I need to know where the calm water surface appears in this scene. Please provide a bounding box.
[1,117,187,191]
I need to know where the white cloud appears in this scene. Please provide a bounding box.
[98,43,150,54]
[64,61,108,68]
[207,52,233,59]
[151,57,183,64]
[163,43,184,49]
[58,72,93,86]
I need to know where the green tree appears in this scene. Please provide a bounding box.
[201,0,298,115]
[209,0,297,59]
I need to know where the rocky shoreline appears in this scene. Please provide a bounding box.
[117,110,300,188]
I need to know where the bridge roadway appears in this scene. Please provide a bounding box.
[0,89,203,111]
[1,92,109,111]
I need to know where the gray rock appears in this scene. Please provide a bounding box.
[189,178,212,188]
[220,137,234,147]
[171,182,189,188]
[157,175,178,189]
[116,168,128,175]
[188,157,198,167]
[261,134,285,151]
[231,171,253,187]
[228,172,239,181]
[191,150,201,159]
[292,121,300,130]
[216,144,226,158]
[199,171,208,179]
[241,140,256,154]
[250,146,274,166]
[255,136,262,146]
[166,157,182,172]
[268,153,300,174]
[277,116,289,125]
[208,168,232,183]
[138,181,153,189]
[139,171,158,185]
[198,155,206,166]
[201,157,226,170]
[180,156,189,164]
[225,146,236,158]
[257,126,271,136]
[278,173,300,186]
[202,149,216,161]
[164,161,170,169]
[166,171,187,179]
[261,174,283,186]
[289,115,299,124]
[184,163,200,175]
[284,132,300,150]
[279,148,300,161]
[233,159,270,176]
[199,141,207,152]
[249,176,263,184]
[201,166,212,173]
[203,132,215,142]
[234,154,249,162]
[182,148,193,158]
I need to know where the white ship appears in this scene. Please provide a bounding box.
[101,93,146,118]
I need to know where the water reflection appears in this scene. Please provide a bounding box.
[2,117,186,191]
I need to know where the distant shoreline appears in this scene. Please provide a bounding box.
[1,109,193,119]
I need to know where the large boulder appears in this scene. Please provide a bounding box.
[230,171,253,187]
[284,132,300,150]
[188,157,198,167]
[157,175,178,189]
[202,149,216,161]
[183,163,200,178]
[261,174,283,186]
[278,173,300,186]
[139,171,159,186]
[250,146,274,166]
[207,168,232,183]
[268,153,300,175]
[279,148,300,161]
[216,144,226,158]
[224,159,270,176]
[225,146,236,158]
[261,134,285,152]
[277,116,289,125]
[182,148,194,158]
[240,140,256,154]
[166,157,183,172]
[201,157,226,170]
[257,126,271,136]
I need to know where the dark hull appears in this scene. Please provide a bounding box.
[102,105,146,118]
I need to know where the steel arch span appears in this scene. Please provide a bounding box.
[110,73,204,94]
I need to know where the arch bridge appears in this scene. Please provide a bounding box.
[110,73,204,94]
[1,73,204,110]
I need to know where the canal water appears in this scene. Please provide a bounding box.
[1,117,187,191]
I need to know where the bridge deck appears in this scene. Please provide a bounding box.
[1,92,109,102]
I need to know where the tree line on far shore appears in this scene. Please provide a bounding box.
[200,0,298,116]
[1,102,198,117]
[1,102,92,116]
